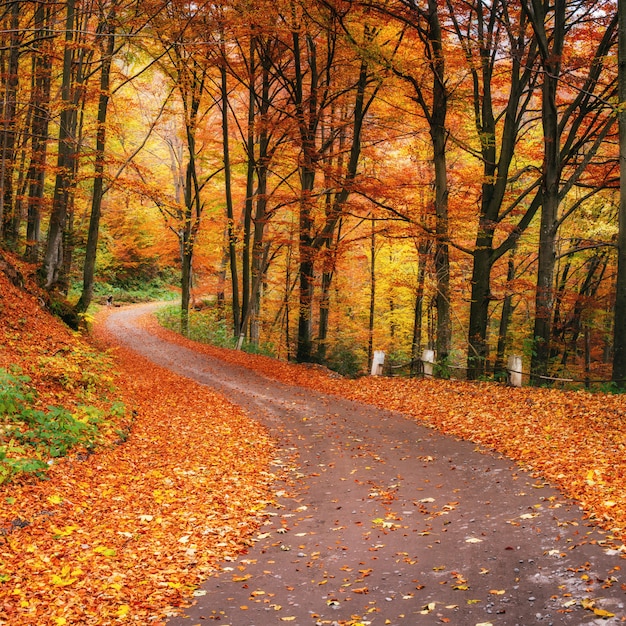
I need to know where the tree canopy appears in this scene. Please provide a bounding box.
[0,0,622,385]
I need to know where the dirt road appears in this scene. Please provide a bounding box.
[105,304,625,625]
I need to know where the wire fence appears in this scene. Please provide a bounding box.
[382,356,620,390]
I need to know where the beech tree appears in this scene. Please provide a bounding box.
[25,1,55,262]
[360,0,453,368]
[523,0,617,380]
[76,1,118,313]
[0,0,21,242]
[265,1,381,362]
[447,0,540,379]
[614,0,626,387]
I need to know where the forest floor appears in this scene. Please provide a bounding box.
[0,261,625,624]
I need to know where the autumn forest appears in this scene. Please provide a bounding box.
[1,0,624,385]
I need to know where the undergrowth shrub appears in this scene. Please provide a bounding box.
[157,305,278,357]
[0,369,126,484]
[69,272,179,305]
[157,305,236,349]
[36,344,116,401]
[325,340,364,378]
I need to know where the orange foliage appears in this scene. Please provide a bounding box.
[0,268,275,625]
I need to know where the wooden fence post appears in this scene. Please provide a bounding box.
[371,350,385,376]
[507,355,523,387]
[422,349,435,378]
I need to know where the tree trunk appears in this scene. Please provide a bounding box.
[240,36,256,343]
[293,27,318,363]
[25,2,52,262]
[0,0,20,243]
[180,91,203,336]
[614,0,626,387]
[42,0,77,290]
[411,241,429,375]
[467,245,493,378]
[368,217,376,369]
[220,54,240,336]
[494,249,517,378]
[296,180,316,362]
[76,9,116,314]
[425,0,451,369]
[317,263,333,361]
[528,0,565,382]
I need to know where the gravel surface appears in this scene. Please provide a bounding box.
[106,304,626,625]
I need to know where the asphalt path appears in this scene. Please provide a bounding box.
[105,304,626,625]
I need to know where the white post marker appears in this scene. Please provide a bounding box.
[422,349,435,378]
[371,350,385,376]
[507,354,523,387]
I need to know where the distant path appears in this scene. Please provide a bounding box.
[105,304,625,625]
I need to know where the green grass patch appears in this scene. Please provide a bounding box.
[156,305,276,357]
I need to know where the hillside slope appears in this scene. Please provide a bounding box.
[0,253,275,625]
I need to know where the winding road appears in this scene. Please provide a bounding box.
[105,304,625,625]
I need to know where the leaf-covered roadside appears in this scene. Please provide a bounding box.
[0,271,276,625]
[146,318,626,545]
[0,257,131,484]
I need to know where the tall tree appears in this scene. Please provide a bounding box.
[76,1,118,313]
[219,31,241,337]
[447,0,540,379]
[25,1,54,262]
[42,0,99,291]
[526,0,566,380]
[365,0,452,367]
[524,0,617,380]
[148,0,220,334]
[614,0,626,387]
[41,0,78,289]
[0,0,22,242]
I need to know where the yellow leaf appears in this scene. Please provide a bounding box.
[489,589,505,595]
[47,495,63,505]
[51,525,78,537]
[51,574,77,587]
[233,574,252,582]
[116,604,130,618]
[593,608,615,618]
[280,618,296,622]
